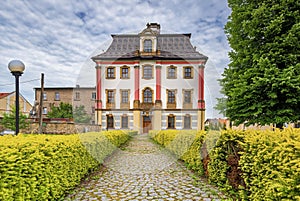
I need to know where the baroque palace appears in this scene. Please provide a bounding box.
[92,23,207,133]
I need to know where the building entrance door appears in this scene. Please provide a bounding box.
[143,115,152,133]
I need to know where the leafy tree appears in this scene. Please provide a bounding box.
[0,107,29,131]
[73,105,92,123]
[214,97,227,117]
[47,102,73,118]
[220,0,300,126]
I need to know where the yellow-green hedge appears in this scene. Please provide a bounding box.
[207,128,300,200]
[149,130,206,175]
[207,129,246,198]
[0,130,132,200]
[150,128,300,200]
[240,128,300,200]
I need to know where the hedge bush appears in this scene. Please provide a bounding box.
[149,130,206,175]
[240,128,300,200]
[150,128,300,200]
[0,130,132,200]
[207,129,246,198]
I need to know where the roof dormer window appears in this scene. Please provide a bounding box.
[143,39,152,52]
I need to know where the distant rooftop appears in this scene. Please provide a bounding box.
[0,92,12,99]
[34,86,95,90]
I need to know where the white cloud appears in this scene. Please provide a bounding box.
[0,0,231,118]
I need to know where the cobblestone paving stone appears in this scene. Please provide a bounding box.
[65,134,230,201]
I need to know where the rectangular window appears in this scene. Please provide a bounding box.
[121,115,129,128]
[43,92,47,100]
[121,67,129,79]
[92,106,95,114]
[184,90,191,103]
[107,90,114,103]
[121,90,129,103]
[75,92,80,100]
[107,67,115,79]
[55,92,60,101]
[144,39,152,52]
[184,67,193,79]
[42,107,47,114]
[107,115,114,129]
[167,90,176,103]
[168,115,175,129]
[91,92,96,100]
[167,66,177,79]
[143,66,153,79]
[184,115,191,129]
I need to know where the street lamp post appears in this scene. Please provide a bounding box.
[8,60,25,135]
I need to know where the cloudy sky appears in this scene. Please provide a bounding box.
[0,0,231,118]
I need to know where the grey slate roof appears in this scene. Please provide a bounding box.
[92,33,208,61]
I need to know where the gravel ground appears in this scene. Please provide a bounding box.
[65,134,230,201]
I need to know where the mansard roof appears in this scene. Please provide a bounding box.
[92,32,208,61]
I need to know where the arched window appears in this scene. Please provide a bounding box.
[144,39,152,52]
[143,88,153,103]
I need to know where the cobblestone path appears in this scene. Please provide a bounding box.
[65,134,229,201]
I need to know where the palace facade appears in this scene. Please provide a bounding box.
[92,23,207,133]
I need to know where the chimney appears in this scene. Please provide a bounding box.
[146,23,160,34]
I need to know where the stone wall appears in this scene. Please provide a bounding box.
[75,124,101,133]
[22,122,100,134]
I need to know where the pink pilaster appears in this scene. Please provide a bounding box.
[96,63,102,109]
[134,65,140,101]
[155,65,161,101]
[198,64,205,109]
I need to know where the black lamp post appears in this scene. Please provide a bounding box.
[8,60,25,135]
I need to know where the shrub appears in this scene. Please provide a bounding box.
[149,130,206,175]
[240,128,300,200]
[180,130,206,175]
[207,129,246,198]
[150,128,300,200]
[208,128,300,200]
[0,130,131,200]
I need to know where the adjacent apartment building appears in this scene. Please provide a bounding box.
[33,86,96,124]
[91,23,207,133]
[0,92,32,118]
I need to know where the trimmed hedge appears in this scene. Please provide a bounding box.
[207,129,246,197]
[240,128,300,200]
[0,130,133,200]
[149,130,206,175]
[150,128,300,200]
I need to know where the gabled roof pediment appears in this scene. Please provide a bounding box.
[139,27,158,36]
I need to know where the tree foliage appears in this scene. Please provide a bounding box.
[47,102,73,119]
[214,97,227,117]
[73,105,92,124]
[220,0,300,126]
[0,107,29,131]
